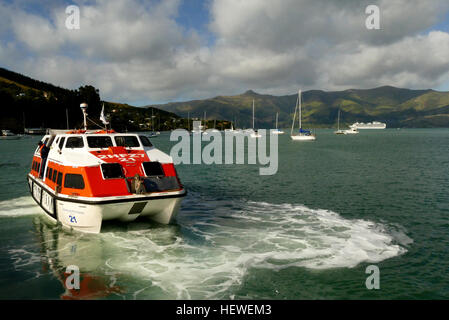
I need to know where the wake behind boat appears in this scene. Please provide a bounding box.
[27,103,186,234]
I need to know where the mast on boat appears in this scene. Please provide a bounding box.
[291,95,298,135]
[276,112,279,130]
[337,108,340,131]
[252,99,255,130]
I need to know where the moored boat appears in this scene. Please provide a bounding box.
[27,103,186,233]
[1,129,21,140]
[290,90,316,141]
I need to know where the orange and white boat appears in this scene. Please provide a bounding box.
[27,103,186,233]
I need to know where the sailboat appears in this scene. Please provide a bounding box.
[211,119,220,132]
[290,89,316,141]
[273,112,284,134]
[334,109,345,135]
[149,107,158,137]
[250,99,262,138]
[225,117,235,133]
[191,111,205,134]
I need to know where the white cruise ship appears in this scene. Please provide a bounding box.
[350,121,386,130]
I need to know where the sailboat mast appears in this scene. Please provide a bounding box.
[337,109,340,131]
[298,90,302,130]
[276,112,279,130]
[252,99,255,129]
[291,96,298,135]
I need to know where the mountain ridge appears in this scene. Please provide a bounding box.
[147,86,449,128]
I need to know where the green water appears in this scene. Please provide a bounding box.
[0,129,448,299]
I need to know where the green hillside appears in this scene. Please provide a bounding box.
[150,86,449,128]
[0,67,178,132]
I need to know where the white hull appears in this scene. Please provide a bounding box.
[290,134,316,141]
[273,130,284,135]
[344,129,359,134]
[28,175,185,234]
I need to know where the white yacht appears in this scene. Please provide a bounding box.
[334,109,345,135]
[273,112,284,135]
[290,90,316,141]
[250,99,261,138]
[1,130,21,140]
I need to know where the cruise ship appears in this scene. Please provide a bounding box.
[349,121,386,129]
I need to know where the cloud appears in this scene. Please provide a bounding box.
[1,0,449,104]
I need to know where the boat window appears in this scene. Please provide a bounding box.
[87,136,113,148]
[65,137,84,148]
[58,137,65,150]
[114,136,140,148]
[47,135,56,148]
[48,168,53,179]
[56,171,63,185]
[64,174,85,189]
[101,163,124,179]
[142,161,164,177]
[52,170,57,182]
[139,135,153,147]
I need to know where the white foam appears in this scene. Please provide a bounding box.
[0,196,42,217]
[97,200,409,299]
[6,195,409,299]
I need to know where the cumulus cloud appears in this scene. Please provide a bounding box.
[1,0,449,104]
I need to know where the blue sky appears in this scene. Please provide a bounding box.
[1,0,449,105]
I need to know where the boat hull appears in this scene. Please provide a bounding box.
[290,135,316,141]
[28,174,186,234]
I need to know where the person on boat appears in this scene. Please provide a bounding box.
[38,141,50,179]
[133,174,146,194]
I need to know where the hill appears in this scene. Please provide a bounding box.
[148,86,449,128]
[0,67,179,133]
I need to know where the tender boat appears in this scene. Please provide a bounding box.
[27,103,186,234]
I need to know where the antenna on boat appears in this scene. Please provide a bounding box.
[80,103,88,130]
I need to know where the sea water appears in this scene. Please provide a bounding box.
[0,129,448,299]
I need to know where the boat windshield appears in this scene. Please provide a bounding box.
[87,136,113,148]
[139,135,153,147]
[114,136,140,148]
[65,137,84,148]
